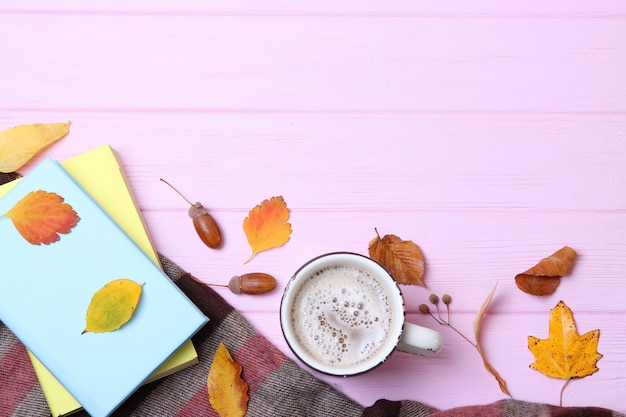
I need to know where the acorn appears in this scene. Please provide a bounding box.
[160,179,222,249]
[228,273,277,295]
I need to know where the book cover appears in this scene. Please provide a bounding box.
[0,157,208,417]
[0,145,200,417]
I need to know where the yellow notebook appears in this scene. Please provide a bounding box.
[0,145,199,417]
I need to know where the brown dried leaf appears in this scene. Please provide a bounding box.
[473,283,511,397]
[207,343,249,417]
[515,246,577,296]
[515,275,561,297]
[368,229,425,286]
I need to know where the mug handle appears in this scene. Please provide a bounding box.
[396,323,444,356]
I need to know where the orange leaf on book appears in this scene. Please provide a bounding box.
[242,196,291,264]
[1,190,80,245]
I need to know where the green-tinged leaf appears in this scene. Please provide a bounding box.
[83,279,143,334]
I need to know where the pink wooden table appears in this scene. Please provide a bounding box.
[1,1,625,413]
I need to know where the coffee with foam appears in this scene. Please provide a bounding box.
[289,265,393,368]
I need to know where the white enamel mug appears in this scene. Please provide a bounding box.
[280,252,443,376]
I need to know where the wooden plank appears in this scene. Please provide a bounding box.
[1,16,625,112]
[142,209,626,314]
[3,112,624,211]
[2,1,626,16]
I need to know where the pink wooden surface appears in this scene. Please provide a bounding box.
[2,1,625,413]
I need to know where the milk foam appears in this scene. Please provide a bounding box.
[290,265,393,368]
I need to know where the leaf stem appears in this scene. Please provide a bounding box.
[560,379,571,407]
[160,178,194,206]
[429,314,477,348]
[427,312,445,325]
[449,324,478,348]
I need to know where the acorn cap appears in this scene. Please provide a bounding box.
[188,202,208,219]
[228,276,242,294]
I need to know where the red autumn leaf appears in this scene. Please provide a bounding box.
[2,190,80,245]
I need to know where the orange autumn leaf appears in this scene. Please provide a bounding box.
[1,190,80,245]
[207,343,249,417]
[528,300,602,404]
[368,229,426,286]
[515,246,577,296]
[242,196,291,264]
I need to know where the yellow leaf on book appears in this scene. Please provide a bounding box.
[0,122,71,173]
[83,279,143,334]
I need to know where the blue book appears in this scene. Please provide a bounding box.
[0,158,208,417]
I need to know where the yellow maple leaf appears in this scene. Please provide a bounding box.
[1,190,80,245]
[528,300,602,405]
[528,300,602,380]
[242,196,291,264]
[207,343,249,417]
[0,122,71,173]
